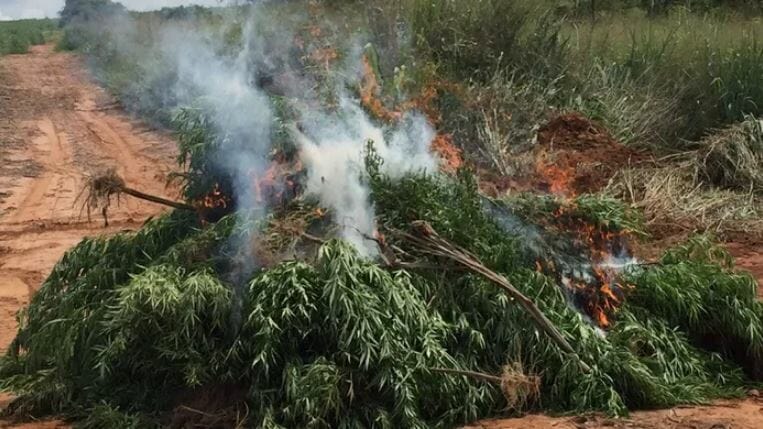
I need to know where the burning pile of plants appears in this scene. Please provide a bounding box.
[2,137,762,427]
[2,2,763,428]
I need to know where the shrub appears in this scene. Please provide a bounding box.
[0,19,57,56]
[566,11,763,142]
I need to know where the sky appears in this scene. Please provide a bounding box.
[0,0,222,20]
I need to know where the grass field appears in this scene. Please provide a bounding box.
[0,19,58,56]
[404,1,763,146]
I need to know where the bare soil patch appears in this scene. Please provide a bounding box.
[466,397,763,429]
[0,45,177,427]
[726,239,763,296]
[534,113,649,195]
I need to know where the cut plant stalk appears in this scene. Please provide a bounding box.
[78,168,195,226]
[395,220,592,373]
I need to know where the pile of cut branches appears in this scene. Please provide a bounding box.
[2,162,761,428]
[12,2,760,427]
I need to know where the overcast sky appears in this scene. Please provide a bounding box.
[0,0,222,20]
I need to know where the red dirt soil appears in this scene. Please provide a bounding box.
[478,113,649,197]
[0,44,177,427]
[727,241,763,298]
[466,397,763,429]
[534,113,648,196]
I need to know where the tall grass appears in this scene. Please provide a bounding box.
[56,0,763,152]
[408,0,569,83]
[567,11,763,143]
[0,19,57,56]
[405,1,763,149]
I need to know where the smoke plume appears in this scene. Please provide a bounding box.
[79,3,437,260]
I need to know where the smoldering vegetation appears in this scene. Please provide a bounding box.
[1,0,762,428]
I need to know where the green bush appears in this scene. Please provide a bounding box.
[0,19,57,56]
[2,162,760,426]
[625,236,763,377]
[566,11,763,144]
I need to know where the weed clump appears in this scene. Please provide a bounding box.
[697,116,763,194]
[3,2,762,427]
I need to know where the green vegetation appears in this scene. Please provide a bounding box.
[57,1,763,150]
[0,19,57,56]
[397,0,763,238]
[60,0,126,26]
[402,1,763,147]
[564,11,763,145]
[1,0,763,427]
[2,166,761,426]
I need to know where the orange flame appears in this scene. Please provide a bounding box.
[252,156,304,206]
[535,152,575,197]
[548,203,633,328]
[359,54,401,122]
[594,308,610,328]
[430,133,463,173]
[200,183,229,209]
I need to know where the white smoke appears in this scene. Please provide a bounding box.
[161,22,272,215]
[84,5,438,260]
[293,97,436,257]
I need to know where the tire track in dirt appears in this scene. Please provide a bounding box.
[0,43,178,340]
[0,45,178,426]
[6,119,72,223]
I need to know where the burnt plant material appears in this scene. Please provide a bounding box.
[2,169,761,427]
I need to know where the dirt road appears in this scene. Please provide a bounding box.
[0,44,177,426]
[466,397,763,429]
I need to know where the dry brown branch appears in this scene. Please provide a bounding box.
[175,403,249,429]
[500,362,541,411]
[395,221,591,373]
[78,168,195,226]
[299,231,328,244]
